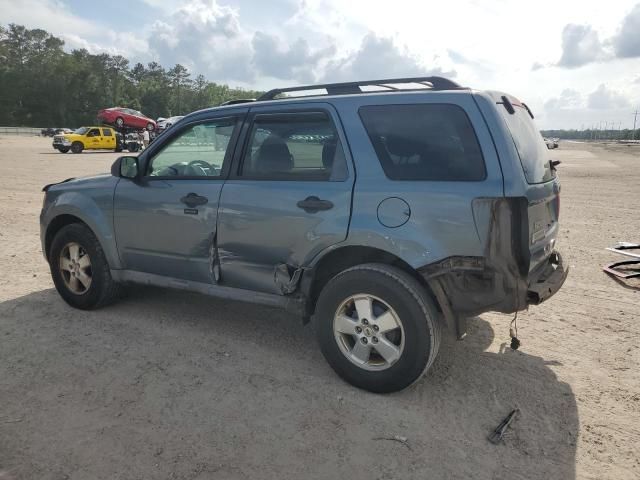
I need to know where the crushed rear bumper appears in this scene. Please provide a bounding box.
[526,251,568,305]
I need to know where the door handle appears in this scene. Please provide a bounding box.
[180,192,209,208]
[296,196,333,213]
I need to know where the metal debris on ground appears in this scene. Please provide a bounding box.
[488,409,519,445]
[603,242,640,280]
[373,435,412,450]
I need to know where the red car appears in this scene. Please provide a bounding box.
[97,107,156,131]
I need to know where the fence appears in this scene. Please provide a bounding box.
[0,127,44,136]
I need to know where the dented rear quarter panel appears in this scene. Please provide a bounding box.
[315,91,505,270]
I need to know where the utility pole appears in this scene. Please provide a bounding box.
[633,109,639,140]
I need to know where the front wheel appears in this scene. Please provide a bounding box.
[71,142,83,154]
[146,122,154,131]
[115,117,124,128]
[49,223,122,310]
[315,263,442,393]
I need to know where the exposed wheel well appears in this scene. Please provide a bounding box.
[304,246,440,317]
[44,214,88,261]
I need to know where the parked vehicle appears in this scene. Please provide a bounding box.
[115,132,141,153]
[52,126,118,153]
[42,127,70,137]
[157,115,185,132]
[97,107,156,131]
[543,137,558,149]
[41,77,567,392]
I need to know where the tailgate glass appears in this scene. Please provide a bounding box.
[498,100,554,184]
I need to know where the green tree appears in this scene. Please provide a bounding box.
[0,24,264,127]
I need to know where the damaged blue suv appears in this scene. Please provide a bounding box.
[40,77,567,392]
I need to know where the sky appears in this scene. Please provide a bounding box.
[1,0,640,129]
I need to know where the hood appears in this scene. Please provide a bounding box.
[60,133,84,140]
[43,173,114,192]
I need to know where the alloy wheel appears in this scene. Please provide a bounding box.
[333,294,405,371]
[58,242,92,294]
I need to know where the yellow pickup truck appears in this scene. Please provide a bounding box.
[52,126,118,153]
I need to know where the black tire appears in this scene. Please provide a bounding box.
[315,263,442,393]
[49,223,122,310]
[146,122,154,131]
[58,147,70,153]
[115,117,124,128]
[71,142,83,154]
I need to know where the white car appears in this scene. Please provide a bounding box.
[157,116,185,132]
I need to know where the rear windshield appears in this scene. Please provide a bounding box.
[359,104,486,181]
[498,103,554,184]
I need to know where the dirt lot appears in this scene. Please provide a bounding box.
[0,136,638,480]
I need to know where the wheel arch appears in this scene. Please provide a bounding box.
[45,214,89,260]
[43,202,121,269]
[301,245,442,320]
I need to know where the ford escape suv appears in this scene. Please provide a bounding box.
[40,77,567,393]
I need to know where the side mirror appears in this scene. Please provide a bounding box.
[111,156,139,179]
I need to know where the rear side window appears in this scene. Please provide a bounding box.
[102,128,112,136]
[239,112,348,181]
[359,104,486,181]
[497,102,553,184]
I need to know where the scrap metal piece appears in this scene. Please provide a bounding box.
[606,242,640,259]
[488,408,519,445]
[603,260,640,279]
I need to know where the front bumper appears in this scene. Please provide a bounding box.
[526,251,568,305]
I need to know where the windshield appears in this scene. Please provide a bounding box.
[498,102,554,184]
[73,127,89,135]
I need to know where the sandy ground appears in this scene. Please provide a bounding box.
[0,136,638,480]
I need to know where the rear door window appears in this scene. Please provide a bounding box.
[102,128,112,136]
[358,104,486,181]
[497,100,554,184]
[239,112,348,181]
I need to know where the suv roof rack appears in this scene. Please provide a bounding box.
[257,76,463,101]
[220,98,256,106]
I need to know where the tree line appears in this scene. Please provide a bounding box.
[0,24,264,128]
[541,129,640,141]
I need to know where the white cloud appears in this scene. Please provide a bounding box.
[323,34,454,82]
[587,84,631,109]
[545,89,584,111]
[251,32,336,82]
[557,24,605,67]
[613,3,640,58]
[148,0,254,82]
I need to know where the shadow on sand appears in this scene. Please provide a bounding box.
[0,287,578,479]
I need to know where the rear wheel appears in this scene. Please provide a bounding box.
[115,117,124,128]
[57,147,70,153]
[146,122,154,131]
[49,223,122,310]
[71,142,83,154]
[315,263,441,393]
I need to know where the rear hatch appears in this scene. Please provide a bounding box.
[493,93,560,273]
